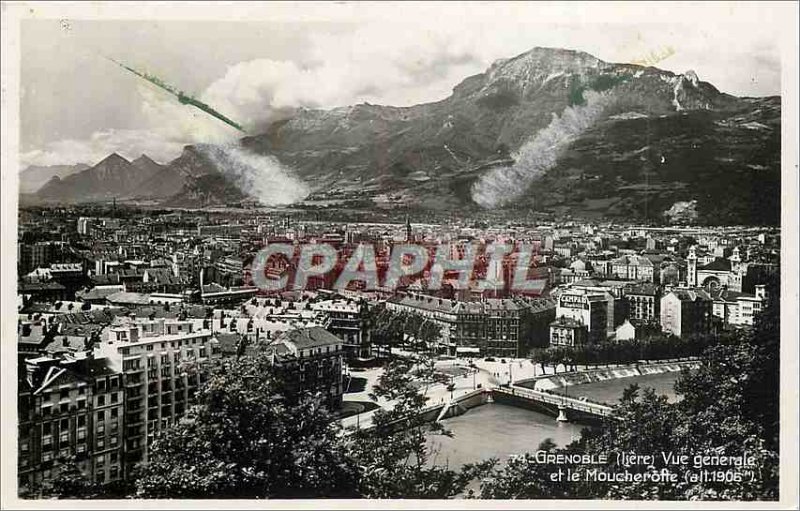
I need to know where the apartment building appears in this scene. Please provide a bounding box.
[660,288,713,337]
[625,282,661,324]
[550,289,609,345]
[711,284,767,327]
[264,327,345,408]
[310,298,369,358]
[385,294,551,357]
[18,356,124,491]
[96,318,221,473]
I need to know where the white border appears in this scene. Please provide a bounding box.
[1,2,798,509]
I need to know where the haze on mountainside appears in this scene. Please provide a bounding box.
[22,47,780,226]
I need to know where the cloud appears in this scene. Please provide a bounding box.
[198,24,488,129]
[197,143,309,206]
[21,83,241,167]
[22,23,495,168]
[21,19,781,170]
[20,128,186,167]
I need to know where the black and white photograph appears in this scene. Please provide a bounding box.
[1,1,798,508]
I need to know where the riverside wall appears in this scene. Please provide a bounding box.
[516,360,700,391]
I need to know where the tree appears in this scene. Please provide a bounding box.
[476,439,569,499]
[347,356,490,498]
[531,348,551,374]
[473,287,781,501]
[134,342,359,498]
[23,458,96,499]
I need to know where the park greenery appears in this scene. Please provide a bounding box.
[529,330,718,374]
[365,305,443,357]
[31,283,779,500]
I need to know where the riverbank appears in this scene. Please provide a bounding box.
[517,360,699,392]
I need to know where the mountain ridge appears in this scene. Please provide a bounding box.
[28,47,780,225]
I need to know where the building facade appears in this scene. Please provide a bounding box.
[18,356,124,491]
[96,319,221,473]
[660,289,713,337]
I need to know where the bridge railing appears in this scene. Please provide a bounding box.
[497,386,614,417]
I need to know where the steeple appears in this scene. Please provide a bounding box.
[405,215,412,243]
[687,245,697,287]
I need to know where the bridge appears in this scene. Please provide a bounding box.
[493,385,614,422]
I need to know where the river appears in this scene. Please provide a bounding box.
[427,403,584,468]
[428,371,683,469]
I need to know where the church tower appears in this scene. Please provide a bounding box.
[687,245,697,287]
[729,246,745,292]
[405,215,412,243]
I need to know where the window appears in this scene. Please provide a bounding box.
[97,439,105,449]
[60,403,69,413]
[110,436,118,447]
[42,422,52,435]
[76,443,86,454]
[97,470,105,482]
[146,344,154,351]
[111,393,118,403]
[109,377,119,389]
[110,453,118,464]
[42,451,53,462]
[60,389,69,399]
[77,399,86,409]
[60,418,69,429]
[96,411,105,423]
[42,405,52,416]
[78,386,86,395]
[110,466,119,480]
[111,408,118,418]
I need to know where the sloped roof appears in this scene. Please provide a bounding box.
[106,291,151,305]
[279,326,343,350]
[669,289,713,302]
[627,282,660,296]
[698,258,732,272]
[76,287,122,301]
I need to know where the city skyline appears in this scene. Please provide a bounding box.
[2,1,797,507]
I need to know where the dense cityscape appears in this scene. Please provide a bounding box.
[7,6,792,504]
[15,204,781,498]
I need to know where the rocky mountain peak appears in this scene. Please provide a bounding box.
[99,152,130,166]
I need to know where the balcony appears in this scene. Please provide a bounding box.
[126,416,145,427]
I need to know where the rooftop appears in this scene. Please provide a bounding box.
[278,326,343,350]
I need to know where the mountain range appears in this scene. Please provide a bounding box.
[22,47,781,225]
[19,163,89,194]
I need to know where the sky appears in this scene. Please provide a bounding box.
[17,2,787,168]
